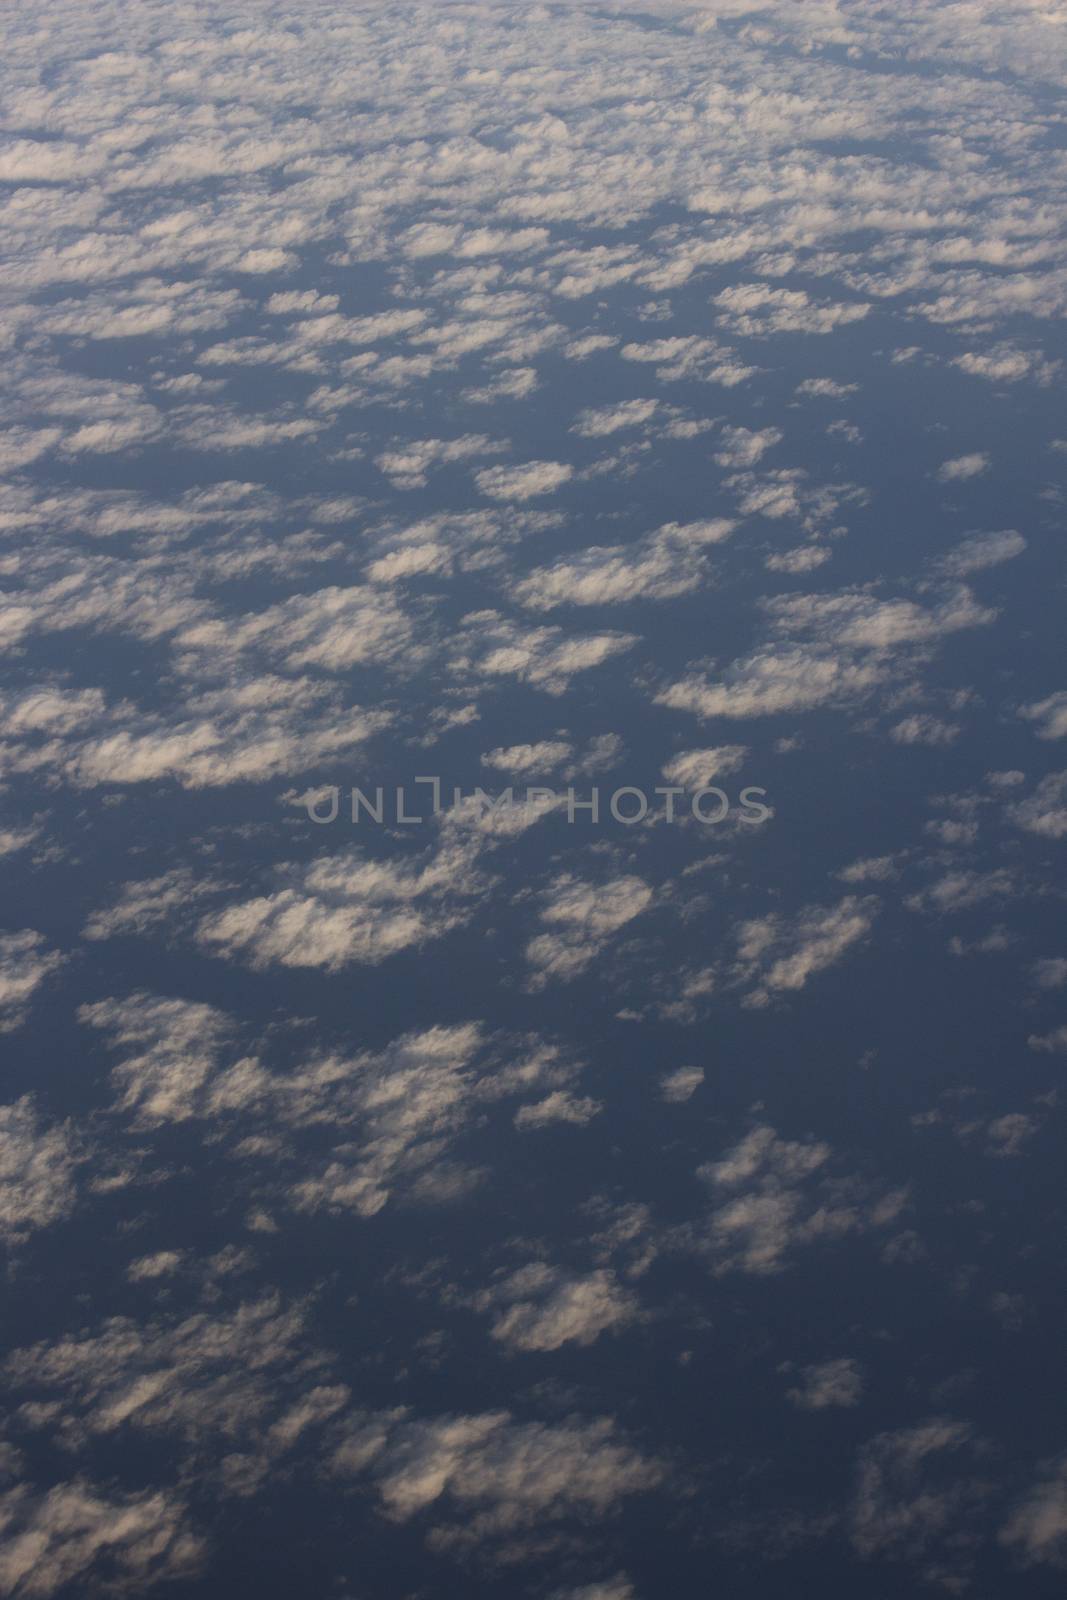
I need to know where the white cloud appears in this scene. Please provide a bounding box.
[937,452,990,483]
[657,646,888,719]
[79,993,236,1128]
[619,336,754,386]
[953,346,1059,385]
[0,678,390,791]
[729,897,879,1007]
[82,993,592,1214]
[0,1098,81,1244]
[525,874,653,989]
[0,427,62,473]
[679,1124,904,1276]
[787,1358,865,1410]
[905,868,1014,915]
[474,460,573,500]
[764,544,832,574]
[196,833,487,973]
[795,378,858,399]
[936,529,1025,576]
[468,1264,639,1351]
[480,740,573,774]
[0,1481,204,1599]
[715,284,869,336]
[0,930,64,1031]
[334,1409,664,1553]
[454,612,637,695]
[514,1090,603,1129]
[1009,772,1067,839]
[550,1579,635,1600]
[83,869,222,942]
[572,399,660,437]
[661,746,747,790]
[1020,692,1067,741]
[126,1251,185,1282]
[375,435,507,490]
[657,584,993,722]
[513,519,734,609]
[849,1419,984,1565]
[1001,1457,1067,1567]
[660,1066,703,1103]
[1028,1025,1067,1055]
[713,426,782,468]
[889,714,960,746]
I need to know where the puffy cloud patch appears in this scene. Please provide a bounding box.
[0,930,64,1031]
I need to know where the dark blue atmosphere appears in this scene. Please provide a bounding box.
[1,5,1065,1599]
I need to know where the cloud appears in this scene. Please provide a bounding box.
[0,1482,204,1599]
[1001,1457,1067,1568]
[467,1264,640,1352]
[0,6,1064,1593]
[1028,1025,1067,1055]
[282,1026,591,1216]
[512,520,735,609]
[905,868,1014,915]
[126,1251,185,1283]
[656,584,994,721]
[176,585,420,674]
[936,529,1025,577]
[79,993,237,1128]
[619,336,754,385]
[764,544,832,574]
[572,399,660,437]
[889,714,960,746]
[4,1288,346,1501]
[453,612,637,695]
[514,1090,603,1129]
[836,855,899,884]
[0,427,62,473]
[375,435,507,490]
[728,897,879,1007]
[525,874,653,989]
[714,285,869,336]
[713,426,782,468]
[1030,958,1067,991]
[0,1098,81,1244]
[937,452,990,483]
[849,1419,985,1568]
[0,824,41,858]
[795,378,858,399]
[0,678,390,790]
[659,1066,703,1103]
[481,740,573,775]
[462,367,539,404]
[657,646,887,719]
[195,832,488,973]
[474,461,573,500]
[764,586,995,650]
[787,1358,865,1410]
[1020,692,1067,741]
[0,930,64,1031]
[1009,772,1067,839]
[550,1579,635,1600]
[661,746,748,790]
[676,1124,905,1275]
[81,993,593,1213]
[953,347,1059,385]
[333,1409,664,1554]
[83,870,223,942]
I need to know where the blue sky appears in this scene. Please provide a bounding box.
[1,4,1066,1597]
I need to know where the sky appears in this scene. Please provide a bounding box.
[1,2,1066,1596]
